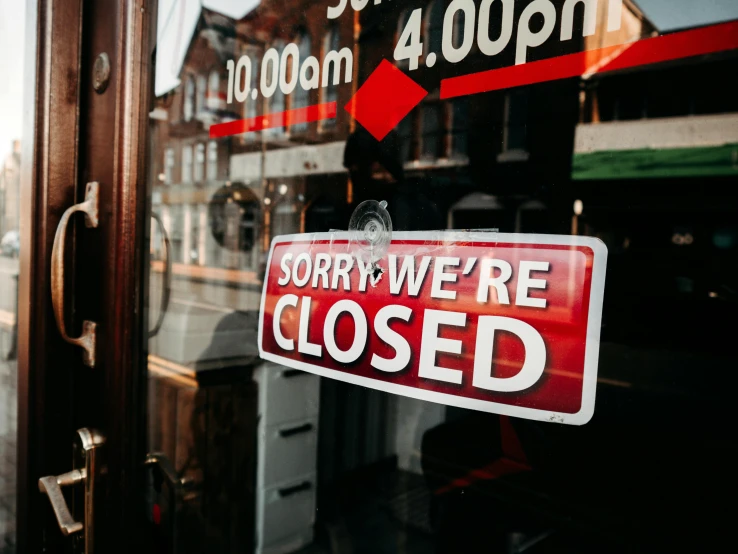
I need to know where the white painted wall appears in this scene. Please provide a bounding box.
[575,113,738,153]
[230,141,347,182]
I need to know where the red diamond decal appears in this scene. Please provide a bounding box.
[345,60,428,141]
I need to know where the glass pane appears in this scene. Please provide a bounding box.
[420,103,440,160]
[425,0,443,56]
[504,89,529,152]
[146,1,738,553]
[0,1,31,551]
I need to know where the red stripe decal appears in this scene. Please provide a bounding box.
[432,417,532,496]
[441,20,738,99]
[434,458,530,495]
[209,101,338,139]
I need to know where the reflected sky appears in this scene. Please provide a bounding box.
[637,0,738,31]
[0,0,25,161]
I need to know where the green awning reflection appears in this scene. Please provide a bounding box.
[572,144,738,180]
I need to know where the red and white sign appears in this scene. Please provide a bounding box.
[258,232,607,425]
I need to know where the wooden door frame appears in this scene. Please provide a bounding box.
[16,0,153,551]
[17,0,86,551]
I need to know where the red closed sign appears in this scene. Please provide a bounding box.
[258,232,607,425]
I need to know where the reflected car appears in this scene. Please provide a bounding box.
[0,230,19,258]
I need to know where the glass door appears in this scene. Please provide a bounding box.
[131,1,738,553]
[0,1,27,548]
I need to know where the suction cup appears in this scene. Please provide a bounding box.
[348,200,392,266]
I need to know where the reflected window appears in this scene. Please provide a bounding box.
[450,98,469,159]
[266,40,286,137]
[398,111,415,163]
[189,204,200,265]
[207,69,222,111]
[614,91,645,121]
[196,74,207,115]
[164,148,175,184]
[194,143,205,182]
[425,0,444,58]
[169,204,184,263]
[207,183,261,269]
[270,183,300,239]
[247,55,260,120]
[197,204,208,266]
[321,25,339,128]
[181,145,193,184]
[421,102,443,160]
[183,75,195,122]
[207,141,218,181]
[500,89,530,161]
[244,55,260,142]
[292,30,312,133]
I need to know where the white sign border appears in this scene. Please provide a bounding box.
[258,231,608,426]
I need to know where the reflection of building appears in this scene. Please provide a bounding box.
[356,0,594,230]
[576,37,738,182]
[576,1,738,182]
[0,141,21,238]
[149,0,358,359]
[155,0,635,266]
[151,2,358,274]
[573,2,738,221]
[150,9,238,271]
[570,3,738,362]
[228,0,356,243]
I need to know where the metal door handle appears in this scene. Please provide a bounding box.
[38,470,86,535]
[148,212,172,339]
[145,453,189,552]
[38,428,105,553]
[51,181,99,367]
[145,453,183,498]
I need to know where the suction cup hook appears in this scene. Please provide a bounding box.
[348,200,392,269]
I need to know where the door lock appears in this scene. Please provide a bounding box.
[38,428,105,554]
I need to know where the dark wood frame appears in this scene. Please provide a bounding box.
[17,0,154,551]
[17,0,85,551]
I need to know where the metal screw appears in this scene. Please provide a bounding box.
[93,53,111,93]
